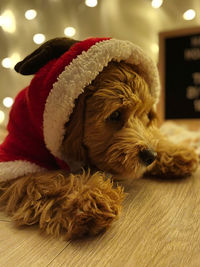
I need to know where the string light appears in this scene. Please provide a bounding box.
[33,33,46,44]
[64,27,76,37]
[0,111,5,124]
[151,43,159,54]
[3,97,13,108]
[1,53,20,69]
[25,9,37,20]
[1,58,12,68]
[151,0,163,9]
[0,10,16,33]
[0,16,3,26]
[10,53,20,68]
[183,9,196,20]
[85,0,98,7]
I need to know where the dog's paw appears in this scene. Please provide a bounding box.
[146,145,199,178]
[65,172,125,239]
[5,171,124,239]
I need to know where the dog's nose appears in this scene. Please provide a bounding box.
[139,149,157,166]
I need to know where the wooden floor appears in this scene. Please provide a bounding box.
[1,168,200,267]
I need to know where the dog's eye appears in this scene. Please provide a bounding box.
[148,110,156,121]
[148,111,153,120]
[146,110,157,126]
[108,110,121,122]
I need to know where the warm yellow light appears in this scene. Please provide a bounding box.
[3,97,14,108]
[151,43,159,54]
[85,0,98,7]
[64,27,76,37]
[2,58,12,68]
[33,33,46,44]
[151,0,163,9]
[0,10,16,33]
[183,9,196,20]
[0,111,5,124]
[1,53,20,69]
[0,16,4,26]
[10,53,20,68]
[25,9,37,20]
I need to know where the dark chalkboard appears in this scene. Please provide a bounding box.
[159,27,200,121]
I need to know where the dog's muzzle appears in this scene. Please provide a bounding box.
[139,149,157,166]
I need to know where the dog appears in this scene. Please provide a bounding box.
[0,37,198,239]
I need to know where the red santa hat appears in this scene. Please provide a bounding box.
[0,37,160,181]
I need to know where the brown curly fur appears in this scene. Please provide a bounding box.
[0,61,198,239]
[0,170,123,239]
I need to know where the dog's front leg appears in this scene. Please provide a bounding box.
[0,170,124,239]
[145,134,199,178]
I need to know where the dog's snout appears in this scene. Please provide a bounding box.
[139,149,157,166]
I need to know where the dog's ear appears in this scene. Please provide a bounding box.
[14,37,79,75]
[62,90,91,172]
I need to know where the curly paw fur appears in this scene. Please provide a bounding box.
[0,171,124,239]
[146,139,199,178]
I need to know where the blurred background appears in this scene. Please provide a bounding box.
[0,0,200,140]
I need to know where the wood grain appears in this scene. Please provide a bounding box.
[48,168,200,267]
[0,222,69,267]
[1,168,200,267]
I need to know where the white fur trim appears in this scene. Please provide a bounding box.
[43,38,160,159]
[0,161,46,181]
